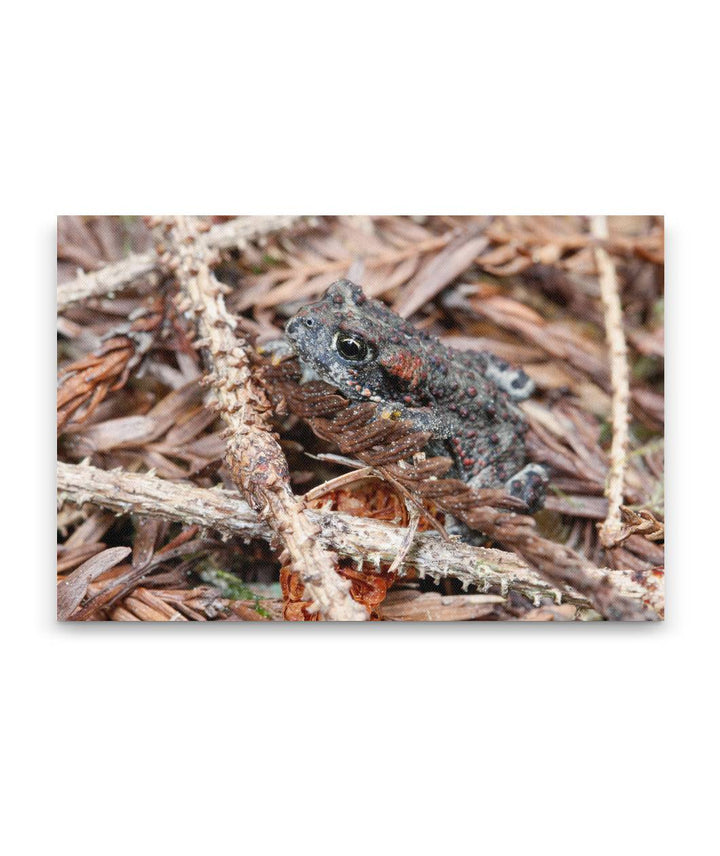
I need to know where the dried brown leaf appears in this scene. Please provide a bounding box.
[57,546,131,620]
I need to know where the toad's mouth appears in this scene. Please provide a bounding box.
[284,317,302,341]
[283,316,313,359]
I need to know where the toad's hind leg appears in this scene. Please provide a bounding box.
[475,351,535,401]
[505,463,549,513]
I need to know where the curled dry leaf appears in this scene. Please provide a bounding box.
[612,506,665,547]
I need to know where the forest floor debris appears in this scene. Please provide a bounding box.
[57,215,664,621]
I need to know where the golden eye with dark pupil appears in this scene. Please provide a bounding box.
[335,333,369,361]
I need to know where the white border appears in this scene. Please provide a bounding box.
[4,2,716,853]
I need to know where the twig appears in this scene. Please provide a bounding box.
[57,255,159,311]
[155,216,366,621]
[57,215,306,312]
[302,466,377,502]
[592,215,631,548]
[385,505,421,577]
[57,460,269,538]
[57,461,663,615]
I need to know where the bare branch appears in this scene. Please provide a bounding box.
[593,215,632,547]
[57,255,159,311]
[57,460,268,538]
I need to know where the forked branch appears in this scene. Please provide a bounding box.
[154,216,366,620]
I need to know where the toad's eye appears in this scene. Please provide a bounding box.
[334,332,370,362]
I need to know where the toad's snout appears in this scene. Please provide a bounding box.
[285,312,317,343]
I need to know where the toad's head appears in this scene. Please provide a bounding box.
[285,280,430,405]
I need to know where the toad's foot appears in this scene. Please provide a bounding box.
[504,463,549,513]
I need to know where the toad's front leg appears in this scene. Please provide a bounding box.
[376,403,455,441]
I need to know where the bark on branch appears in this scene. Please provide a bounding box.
[154,216,366,620]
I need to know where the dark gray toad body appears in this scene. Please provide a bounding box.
[285,280,547,511]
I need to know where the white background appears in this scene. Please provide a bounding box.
[2,1,717,854]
